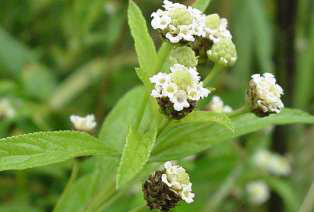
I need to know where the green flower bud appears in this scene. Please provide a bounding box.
[170,46,198,67]
[207,38,237,66]
[169,8,193,26]
[205,14,220,29]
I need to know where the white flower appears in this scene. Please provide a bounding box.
[268,154,291,176]
[149,72,170,86]
[253,150,291,176]
[248,73,284,114]
[246,181,270,205]
[151,10,171,30]
[207,96,233,113]
[162,82,178,98]
[204,14,232,43]
[166,32,182,43]
[70,114,97,131]
[253,150,273,170]
[170,90,190,111]
[150,64,210,112]
[0,99,15,119]
[161,161,195,203]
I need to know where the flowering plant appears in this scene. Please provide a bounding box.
[0,0,313,212]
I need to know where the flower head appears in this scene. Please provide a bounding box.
[0,99,16,119]
[143,161,194,211]
[151,0,204,43]
[150,64,210,119]
[247,73,284,115]
[246,181,270,205]
[70,114,97,131]
[207,96,233,113]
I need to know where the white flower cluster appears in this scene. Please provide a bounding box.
[150,64,210,111]
[207,96,232,113]
[151,0,232,44]
[0,99,15,119]
[70,114,97,131]
[248,73,284,114]
[246,181,270,205]
[161,161,195,203]
[253,150,291,176]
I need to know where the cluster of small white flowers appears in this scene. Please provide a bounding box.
[207,96,232,113]
[253,150,291,176]
[246,181,270,205]
[150,64,210,111]
[161,161,195,203]
[70,114,97,131]
[151,0,232,44]
[248,73,284,114]
[0,99,16,119]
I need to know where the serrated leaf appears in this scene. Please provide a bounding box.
[179,111,234,132]
[128,0,157,86]
[152,109,314,161]
[0,131,117,171]
[116,126,157,189]
[193,0,212,12]
[99,86,154,153]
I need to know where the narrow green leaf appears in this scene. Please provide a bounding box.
[128,0,158,85]
[0,27,36,76]
[248,0,274,72]
[152,109,314,161]
[193,0,212,12]
[116,126,157,188]
[0,131,117,171]
[265,177,300,212]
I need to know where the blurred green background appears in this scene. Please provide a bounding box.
[0,0,314,211]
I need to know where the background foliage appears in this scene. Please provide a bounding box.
[0,0,314,211]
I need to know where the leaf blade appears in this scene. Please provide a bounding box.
[193,0,212,12]
[152,109,314,161]
[116,126,157,189]
[128,0,158,86]
[0,131,117,171]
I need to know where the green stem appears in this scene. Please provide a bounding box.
[228,105,250,117]
[203,64,223,87]
[53,160,79,212]
[154,42,173,74]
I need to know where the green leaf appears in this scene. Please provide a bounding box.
[128,0,158,86]
[0,27,36,76]
[116,126,157,188]
[152,109,314,161]
[179,111,234,132]
[248,0,274,73]
[193,0,212,12]
[0,131,117,171]
[99,86,154,153]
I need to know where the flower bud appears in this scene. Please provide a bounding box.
[207,38,237,66]
[206,96,232,113]
[247,73,284,116]
[143,161,194,211]
[170,46,198,67]
[0,99,15,119]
